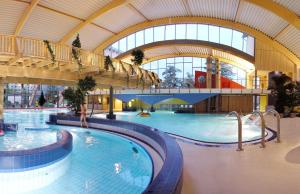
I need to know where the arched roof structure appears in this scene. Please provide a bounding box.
[1,0,299,60]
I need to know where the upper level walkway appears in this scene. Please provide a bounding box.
[94,88,270,104]
[0,35,159,87]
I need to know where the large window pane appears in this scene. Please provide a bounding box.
[197,24,208,41]
[184,57,193,63]
[246,36,255,56]
[220,27,232,46]
[158,59,167,68]
[150,61,158,70]
[186,24,197,39]
[165,25,175,40]
[167,57,175,63]
[193,57,202,67]
[112,42,119,51]
[175,63,184,79]
[185,63,193,76]
[232,30,243,50]
[119,38,127,52]
[209,25,219,43]
[145,28,154,44]
[175,57,183,63]
[154,26,165,41]
[143,63,150,70]
[176,24,186,39]
[135,31,144,47]
[127,34,135,50]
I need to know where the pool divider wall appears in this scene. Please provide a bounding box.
[48,114,183,194]
[0,130,72,172]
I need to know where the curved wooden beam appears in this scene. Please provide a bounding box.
[15,0,40,35]
[245,0,300,30]
[59,0,127,44]
[95,16,300,66]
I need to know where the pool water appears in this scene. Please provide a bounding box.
[94,111,263,143]
[2,110,153,194]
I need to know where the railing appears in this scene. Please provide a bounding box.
[264,109,281,143]
[228,111,243,151]
[251,110,266,148]
[0,34,159,84]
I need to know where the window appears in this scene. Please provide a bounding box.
[154,26,165,42]
[165,25,175,40]
[197,24,208,41]
[176,24,186,39]
[127,34,135,50]
[209,25,219,43]
[186,24,197,40]
[232,30,243,50]
[145,28,154,44]
[220,27,232,46]
[135,31,144,47]
[119,37,127,52]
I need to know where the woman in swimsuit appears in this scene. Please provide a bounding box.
[80,103,88,128]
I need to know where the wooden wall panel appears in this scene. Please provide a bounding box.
[255,40,296,79]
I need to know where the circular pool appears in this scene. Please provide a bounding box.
[2,110,153,194]
[94,111,269,143]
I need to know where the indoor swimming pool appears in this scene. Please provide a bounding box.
[94,111,265,143]
[1,110,153,194]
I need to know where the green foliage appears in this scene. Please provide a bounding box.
[104,55,115,71]
[78,76,96,94]
[269,74,299,113]
[62,76,96,114]
[38,91,46,107]
[43,40,55,63]
[131,49,144,66]
[184,72,195,88]
[72,34,82,69]
[162,66,182,88]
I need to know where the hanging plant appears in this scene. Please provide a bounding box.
[131,49,144,66]
[43,40,55,64]
[72,34,82,70]
[104,55,115,71]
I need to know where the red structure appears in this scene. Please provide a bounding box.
[194,71,245,89]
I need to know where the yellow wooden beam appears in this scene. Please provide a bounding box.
[15,0,40,35]
[95,16,300,66]
[245,0,300,30]
[59,0,127,44]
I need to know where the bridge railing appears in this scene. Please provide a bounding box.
[0,35,160,83]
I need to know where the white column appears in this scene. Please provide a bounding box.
[206,56,213,89]
[215,58,221,88]
[0,79,4,120]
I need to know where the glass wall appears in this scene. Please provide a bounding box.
[142,57,247,87]
[4,84,66,108]
[105,24,255,57]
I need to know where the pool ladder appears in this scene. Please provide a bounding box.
[229,109,280,151]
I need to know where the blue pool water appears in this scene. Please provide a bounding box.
[2,110,153,194]
[95,111,263,143]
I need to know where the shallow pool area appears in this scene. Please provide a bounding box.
[1,110,153,194]
[94,111,265,143]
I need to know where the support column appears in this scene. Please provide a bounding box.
[206,56,213,88]
[106,86,116,120]
[215,58,221,88]
[254,69,258,111]
[0,78,4,121]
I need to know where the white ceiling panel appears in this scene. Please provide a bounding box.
[188,0,239,20]
[237,1,288,38]
[21,7,81,42]
[130,0,188,20]
[39,0,112,19]
[93,5,146,33]
[273,0,300,16]
[0,0,27,35]
[66,24,113,50]
[276,25,300,57]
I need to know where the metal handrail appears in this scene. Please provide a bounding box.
[228,111,243,151]
[264,109,281,143]
[251,110,266,148]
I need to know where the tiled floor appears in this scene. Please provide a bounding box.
[180,116,300,194]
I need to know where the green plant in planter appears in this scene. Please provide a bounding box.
[269,74,297,114]
[104,55,115,72]
[43,40,55,64]
[62,76,96,115]
[38,91,46,107]
[131,49,144,66]
[72,34,82,70]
